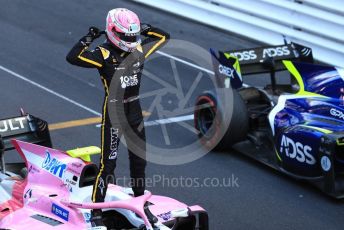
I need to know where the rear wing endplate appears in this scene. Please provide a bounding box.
[0,114,52,151]
[0,114,52,173]
[0,114,52,172]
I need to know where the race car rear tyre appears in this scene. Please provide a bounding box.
[194,89,249,151]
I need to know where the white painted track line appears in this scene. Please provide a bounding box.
[0,51,219,125]
[0,65,102,116]
[145,114,194,126]
[157,51,215,75]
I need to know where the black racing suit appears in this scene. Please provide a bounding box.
[66,27,169,203]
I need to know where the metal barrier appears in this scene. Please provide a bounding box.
[132,0,344,68]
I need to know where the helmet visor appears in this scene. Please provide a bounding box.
[113,30,140,43]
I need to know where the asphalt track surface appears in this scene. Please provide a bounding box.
[1,1,344,229]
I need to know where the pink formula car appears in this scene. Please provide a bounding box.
[0,114,208,230]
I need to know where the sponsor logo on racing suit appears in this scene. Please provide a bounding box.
[120,75,139,88]
[280,135,316,165]
[109,128,119,160]
[98,177,105,196]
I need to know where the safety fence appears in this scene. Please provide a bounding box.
[132,0,344,68]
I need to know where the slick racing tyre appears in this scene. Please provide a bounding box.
[194,89,249,151]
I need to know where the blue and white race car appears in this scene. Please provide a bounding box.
[194,43,344,198]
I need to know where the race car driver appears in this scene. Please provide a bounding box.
[66,8,169,227]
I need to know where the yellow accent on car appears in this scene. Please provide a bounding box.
[66,146,101,162]
[283,60,305,93]
[234,58,241,75]
[223,53,241,75]
[283,60,327,98]
[274,148,282,162]
[337,138,344,146]
[145,32,166,59]
[99,47,110,60]
[78,47,103,68]
[298,125,333,134]
[295,91,327,97]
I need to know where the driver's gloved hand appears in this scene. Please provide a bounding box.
[140,23,151,36]
[88,26,102,39]
[81,26,102,45]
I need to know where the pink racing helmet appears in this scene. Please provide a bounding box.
[106,8,141,52]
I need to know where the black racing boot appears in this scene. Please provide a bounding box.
[90,209,105,228]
